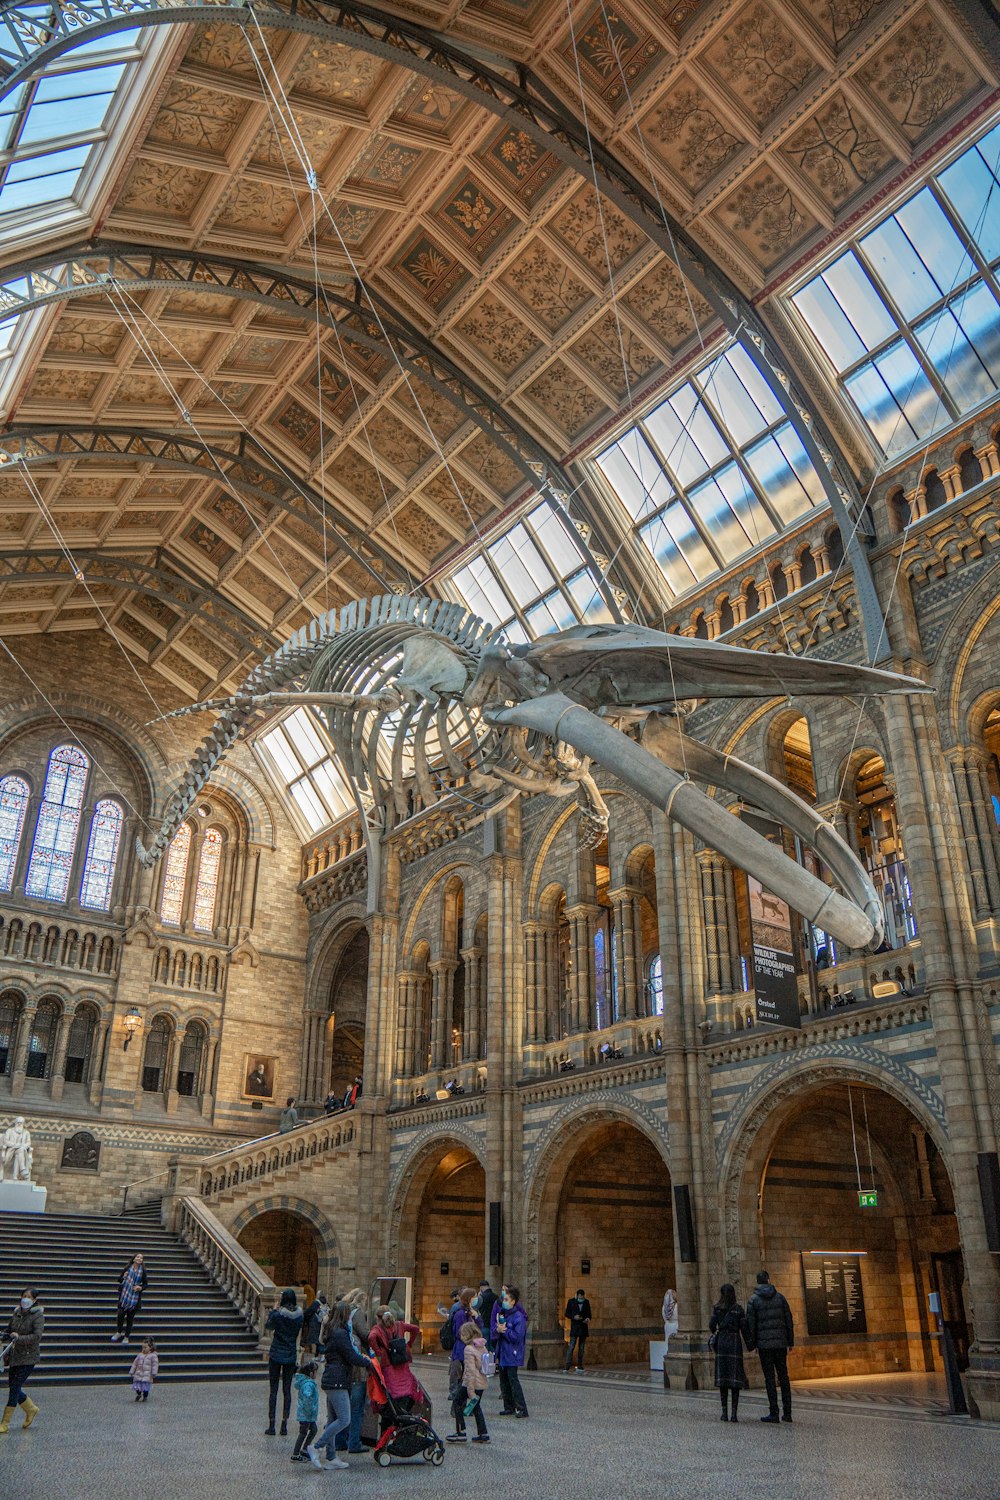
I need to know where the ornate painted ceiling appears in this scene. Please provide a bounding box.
[0,0,994,697]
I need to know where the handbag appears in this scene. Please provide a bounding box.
[708,1330,719,1353]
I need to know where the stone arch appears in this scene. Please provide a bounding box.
[0,696,161,812]
[388,1127,487,1327]
[930,555,1000,741]
[306,905,368,1014]
[523,1096,672,1365]
[718,1047,949,1280]
[192,764,277,849]
[231,1196,340,1290]
[399,859,477,958]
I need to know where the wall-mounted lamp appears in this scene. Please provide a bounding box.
[122,1006,143,1052]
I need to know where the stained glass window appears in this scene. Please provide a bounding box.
[193,827,222,933]
[79,798,123,912]
[0,774,29,892]
[25,744,89,902]
[648,954,664,1017]
[791,121,1000,459]
[160,822,192,926]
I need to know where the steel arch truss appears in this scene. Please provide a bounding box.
[0,0,885,655]
[0,548,283,655]
[0,422,412,592]
[0,241,627,618]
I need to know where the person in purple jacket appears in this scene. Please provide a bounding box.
[493,1284,529,1418]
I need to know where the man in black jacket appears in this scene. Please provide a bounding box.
[746,1270,794,1423]
[563,1288,592,1371]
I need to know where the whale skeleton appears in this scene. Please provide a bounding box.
[139,597,932,950]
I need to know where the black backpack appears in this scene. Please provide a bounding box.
[387,1335,408,1367]
[439,1316,456,1352]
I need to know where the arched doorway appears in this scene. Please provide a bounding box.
[237,1209,322,1290]
[327,927,368,1099]
[735,1080,963,1380]
[397,1141,486,1338]
[533,1117,674,1366]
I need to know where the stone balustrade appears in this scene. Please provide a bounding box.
[177,1195,276,1343]
[196,1111,356,1199]
[151,941,226,995]
[0,908,118,976]
[301,813,367,882]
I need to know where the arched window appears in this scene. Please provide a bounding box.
[80,799,124,912]
[0,775,29,892]
[64,1004,98,1084]
[192,827,222,933]
[176,1020,207,1096]
[648,954,664,1017]
[142,1015,172,1092]
[26,998,60,1078]
[25,745,89,902]
[160,823,192,926]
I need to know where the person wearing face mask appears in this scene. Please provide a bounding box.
[112,1254,148,1346]
[493,1285,529,1419]
[476,1281,497,1351]
[368,1303,421,1432]
[1,1287,43,1433]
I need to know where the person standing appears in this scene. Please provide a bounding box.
[112,1254,148,1345]
[746,1270,794,1424]
[563,1287,592,1371]
[1,1287,43,1433]
[447,1288,481,1439]
[476,1280,497,1348]
[291,1359,320,1462]
[368,1303,421,1434]
[334,1292,371,1457]
[279,1096,298,1133]
[494,1285,529,1419]
[309,1301,374,1470]
[449,1320,490,1444]
[129,1338,159,1403]
[710,1285,749,1422]
[300,1285,321,1355]
[265,1288,304,1435]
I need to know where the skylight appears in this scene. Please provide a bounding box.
[255,708,355,838]
[446,500,615,643]
[594,342,825,602]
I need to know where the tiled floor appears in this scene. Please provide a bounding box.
[1,1359,995,1500]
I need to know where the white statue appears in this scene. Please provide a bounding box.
[662,1287,679,1350]
[0,1116,33,1182]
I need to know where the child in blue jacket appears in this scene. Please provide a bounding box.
[291,1359,320,1462]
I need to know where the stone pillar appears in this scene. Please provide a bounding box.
[429,958,457,1072]
[9,999,37,1098]
[880,691,1000,1417]
[89,1018,111,1107]
[522,923,544,1045]
[396,972,418,1078]
[48,1014,71,1102]
[565,903,597,1033]
[483,811,525,1294]
[698,851,725,996]
[460,945,482,1060]
[608,886,641,1019]
[949,748,1000,919]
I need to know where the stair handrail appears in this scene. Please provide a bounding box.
[196,1110,357,1201]
[177,1195,276,1348]
[120,1169,171,1215]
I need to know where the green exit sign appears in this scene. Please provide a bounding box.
[858,1189,878,1208]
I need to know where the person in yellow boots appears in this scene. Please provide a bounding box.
[1,1286,44,1433]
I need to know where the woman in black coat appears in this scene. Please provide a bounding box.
[710,1283,749,1422]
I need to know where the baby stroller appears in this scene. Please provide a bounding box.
[369,1361,445,1467]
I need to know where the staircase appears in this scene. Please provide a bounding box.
[0,1199,266,1385]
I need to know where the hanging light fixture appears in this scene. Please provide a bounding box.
[122,1006,143,1052]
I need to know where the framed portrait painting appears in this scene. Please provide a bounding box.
[242,1053,277,1102]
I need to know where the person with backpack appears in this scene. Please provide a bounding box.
[368,1304,421,1434]
[494,1285,529,1418]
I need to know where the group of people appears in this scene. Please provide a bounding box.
[711,1271,795,1424]
[440,1281,529,1431]
[322,1078,363,1116]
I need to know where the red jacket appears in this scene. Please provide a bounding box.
[368,1319,421,1402]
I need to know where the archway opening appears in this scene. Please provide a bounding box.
[327,927,368,1099]
[402,1144,486,1339]
[751,1082,963,1382]
[237,1209,322,1290]
[536,1119,674,1366]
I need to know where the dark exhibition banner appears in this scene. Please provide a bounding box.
[742,811,802,1029]
[801,1252,868,1337]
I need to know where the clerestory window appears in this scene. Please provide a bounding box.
[25,744,89,903]
[256,708,354,837]
[0,774,29,892]
[594,342,825,602]
[79,797,124,912]
[790,120,1000,461]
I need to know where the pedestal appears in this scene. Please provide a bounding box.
[0,1179,47,1213]
[649,1339,668,1371]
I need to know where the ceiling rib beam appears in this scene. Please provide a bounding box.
[0,240,631,619]
[0,0,886,657]
[0,548,282,654]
